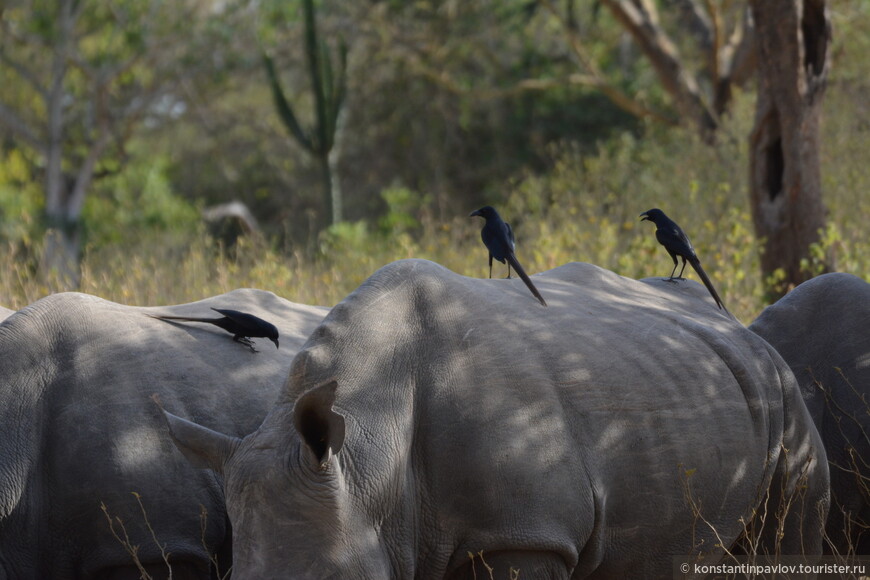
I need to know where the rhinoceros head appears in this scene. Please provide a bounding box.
[163,379,392,579]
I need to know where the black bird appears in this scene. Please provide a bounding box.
[470,206,547,306]
[639,208,727,311]
[503,222,517,279]
[148,308,280,352]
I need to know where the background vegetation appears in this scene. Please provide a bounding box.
[0,1,867,323]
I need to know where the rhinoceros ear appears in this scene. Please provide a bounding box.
[160,409,241,474]
[293,380,345,469]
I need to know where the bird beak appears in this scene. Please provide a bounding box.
[469,209,482,218]
[639,212,649,221]
[272,338,279,349]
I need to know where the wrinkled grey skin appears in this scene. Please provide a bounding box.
[0,289,327,579]
[0,307,13,322]
[750,272,870,555]
[167,259,828,579]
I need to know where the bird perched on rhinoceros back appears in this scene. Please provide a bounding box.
[0,289,328,579]
[161,259,828,579]
[640,208,727,312]
[470,206,547,306]
[149,308,279,351]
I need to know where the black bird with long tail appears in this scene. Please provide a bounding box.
[148,308,280,352]
[639,208,727,312]
[470,206,547,306]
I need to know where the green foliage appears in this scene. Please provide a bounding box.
[83,155,200,248]
[378,186,427,235]
[319,220,370,255]
[830,3,870,82]
[0,149,42,244]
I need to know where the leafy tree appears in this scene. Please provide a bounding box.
[0,0,203,286]
[540,0,756,141]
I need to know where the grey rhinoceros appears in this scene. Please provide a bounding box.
[0,289,327,579]
[750,272,870,555]
[0,307,13,322]
[166,259,829,579]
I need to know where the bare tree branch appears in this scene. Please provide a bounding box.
[0,101,44,151]
[705,0,722,84]
[364,1,675,125]
[712,7,755,116]
[401,50,599,99]
[721,7,756,85]
[539,0,678,126]
[599,0,718,135]
[0,17,51,50]
[66,128,111,221]
[0,49,47,96]
[633,0,662,27]
[668,0,713,52]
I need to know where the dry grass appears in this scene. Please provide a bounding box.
[101,494,230,580]
[1,86,868,323]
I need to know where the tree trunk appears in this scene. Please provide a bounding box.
[42,143,107,288]
[747,0,831,298]
[41,0,81,289]
[42,223,81,288]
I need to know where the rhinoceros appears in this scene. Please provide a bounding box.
[750,272,870,555]
[0,307,12,322]
[0,289,327,579]
[166,259,829,579]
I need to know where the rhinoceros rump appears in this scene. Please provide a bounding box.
[0,289,326,579]
[751,272,870,556]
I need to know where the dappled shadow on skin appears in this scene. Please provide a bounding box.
[219,259,824,578]
[0,288,327,578]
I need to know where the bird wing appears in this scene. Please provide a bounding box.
[211,307,241,318]
[656,224,695,258]
[211,308,258,327]
[481,224,511,264]
[505,222,517,253]
[675,226,695,254]
[212,308,278,337]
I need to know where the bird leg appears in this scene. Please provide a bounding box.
[675,259,688,280]
[506,263,512,279]
[488,254,493,279]
[233,335,259,353]
[665,257,680,283]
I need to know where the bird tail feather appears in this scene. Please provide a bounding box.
[147,314,218,323]
[506,254,547,306]
[688,257,728,313]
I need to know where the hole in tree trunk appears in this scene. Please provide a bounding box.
[765,137,784,202]
[802,0,828,76]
